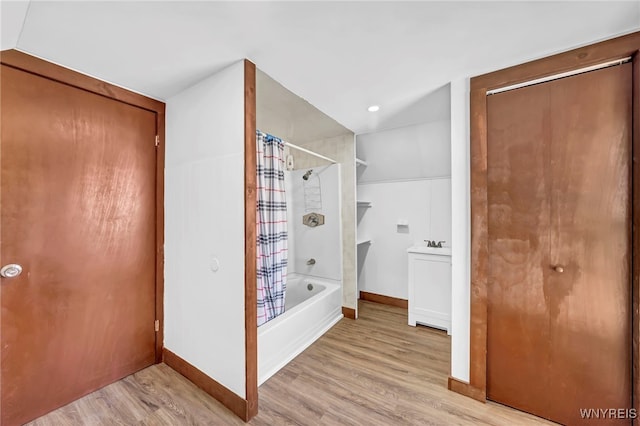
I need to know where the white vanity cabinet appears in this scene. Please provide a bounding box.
[407,246,451,334]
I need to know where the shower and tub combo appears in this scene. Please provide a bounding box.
[258,275,342,384]
[256,131,344,385]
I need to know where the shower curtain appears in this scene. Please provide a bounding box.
[256,130,288,326]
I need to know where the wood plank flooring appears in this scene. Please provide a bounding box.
[28,301,552,425]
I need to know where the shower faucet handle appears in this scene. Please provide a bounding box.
[303,213,325,228]
[307,258,316,265]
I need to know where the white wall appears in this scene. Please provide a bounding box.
[165,61,246,398]
[449,79,471,382]
[356,118,452,300]
[356,119,451,183]
[357,178,451,299]
[286,165,342,282]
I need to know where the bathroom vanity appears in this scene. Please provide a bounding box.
[407,246,451,334]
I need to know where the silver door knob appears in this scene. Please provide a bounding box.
[1,264,23,278]
[554,265,564,273]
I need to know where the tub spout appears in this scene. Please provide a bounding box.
[307,258,316,265]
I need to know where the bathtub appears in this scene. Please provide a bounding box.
[258,274,343,385]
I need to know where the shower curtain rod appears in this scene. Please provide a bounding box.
[284,142,337,164]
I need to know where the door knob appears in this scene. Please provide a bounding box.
[554,265,564,273]
[1,264,23,278]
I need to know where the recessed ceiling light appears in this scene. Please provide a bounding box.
[367,105,380,112]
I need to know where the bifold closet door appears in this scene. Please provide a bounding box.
[487,63,632,425]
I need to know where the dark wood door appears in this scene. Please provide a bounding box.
[1,65,158,425]
[487,63,632,425]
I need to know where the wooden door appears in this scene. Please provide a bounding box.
[487,63,632,425]
[1,65,158,425]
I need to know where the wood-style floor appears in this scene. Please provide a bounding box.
[28,301,552,425]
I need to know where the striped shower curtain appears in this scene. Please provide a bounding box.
[256,130,288,326]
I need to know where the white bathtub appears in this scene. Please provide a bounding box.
[258,275,343,385]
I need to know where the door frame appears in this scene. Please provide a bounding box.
[0,50,166,363]
[243,59,258,421]
[459,30,640,412]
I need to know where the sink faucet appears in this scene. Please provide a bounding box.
[425,240,446,248]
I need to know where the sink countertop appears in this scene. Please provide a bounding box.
[407,246,452,256]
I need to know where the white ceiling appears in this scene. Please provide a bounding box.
[2,1,639,135]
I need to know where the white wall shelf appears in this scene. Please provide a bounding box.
[357,201,372,207]
[357,239,372,245]
[355,158,368,167]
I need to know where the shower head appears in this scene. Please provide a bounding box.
[302,170,313,181]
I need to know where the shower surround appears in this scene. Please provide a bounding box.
[257,164,343,384]
[286,165,343,283]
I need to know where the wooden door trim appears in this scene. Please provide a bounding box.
[155,107,166,364]
[0,49,166,363]
[463,31,640,405]
[633,50,640,419]
[244,59,258,421]
[0,50,165,113]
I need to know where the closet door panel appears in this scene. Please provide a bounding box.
[486,81,552,416]
[546,63,632,425]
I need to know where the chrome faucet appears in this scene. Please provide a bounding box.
[425,240,446,248]
[307,258,316,265]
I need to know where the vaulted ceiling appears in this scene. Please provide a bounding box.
[2,1,638,134]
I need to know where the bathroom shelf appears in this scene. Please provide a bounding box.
[357,239,372,245]
[357,201,372,207]
[355,158,368,167]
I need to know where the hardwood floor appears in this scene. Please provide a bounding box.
[28,301,552,425]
